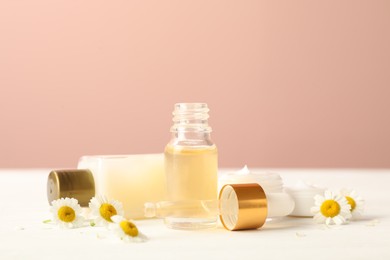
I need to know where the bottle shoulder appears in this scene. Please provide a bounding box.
[165,144,218,155]
[167,135,215,146]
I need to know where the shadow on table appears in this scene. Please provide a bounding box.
[261,216,312,231]
[261,214,383,231]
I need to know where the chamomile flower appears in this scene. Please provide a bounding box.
[110,215,148,243]
[89,196,124,226]
[50,198,84,228]
[311,190,352,225]
[341,189,364,218]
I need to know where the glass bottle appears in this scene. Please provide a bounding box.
[164,103,218,229]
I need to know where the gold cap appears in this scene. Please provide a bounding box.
[219,183,267,231]
[47,169,95,207]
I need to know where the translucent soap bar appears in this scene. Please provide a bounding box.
[78,154,167,219]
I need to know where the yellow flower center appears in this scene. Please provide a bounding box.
[120,220,139,237]
[58,206,76,223]
[345,196,356,211]
[99,203,117,222]
[320,199,341,217]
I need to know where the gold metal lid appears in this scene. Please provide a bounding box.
[219,183,267,231]
[47,169,95,207]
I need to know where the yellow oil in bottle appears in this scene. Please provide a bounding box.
[164,145,218,228]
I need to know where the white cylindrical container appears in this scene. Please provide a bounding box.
[219,166,284,194]
[285,181,325,217]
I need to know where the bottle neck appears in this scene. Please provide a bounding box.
[169,103,214,146]
[170,103,212,134]
[171,131,212,141]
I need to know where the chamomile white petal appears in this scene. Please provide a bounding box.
[311,191,351,225]
[110,215,148,243]
[314,194,325,205]
[313,213,326,224]
[340,189,365,218]
[50,198,84,228]
[89,196,124,226]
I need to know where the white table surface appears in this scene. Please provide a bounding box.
[1,168,389,260]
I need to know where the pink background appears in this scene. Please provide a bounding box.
[0,1,389,168]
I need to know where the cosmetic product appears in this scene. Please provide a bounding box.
[285,181,325,217]
[145,183,295,231]
[165,103,218,229]
[219,166,284,193]
[77,154,167,219]
[47,169,95,207]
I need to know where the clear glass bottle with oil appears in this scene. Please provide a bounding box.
[164,103,218,229]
